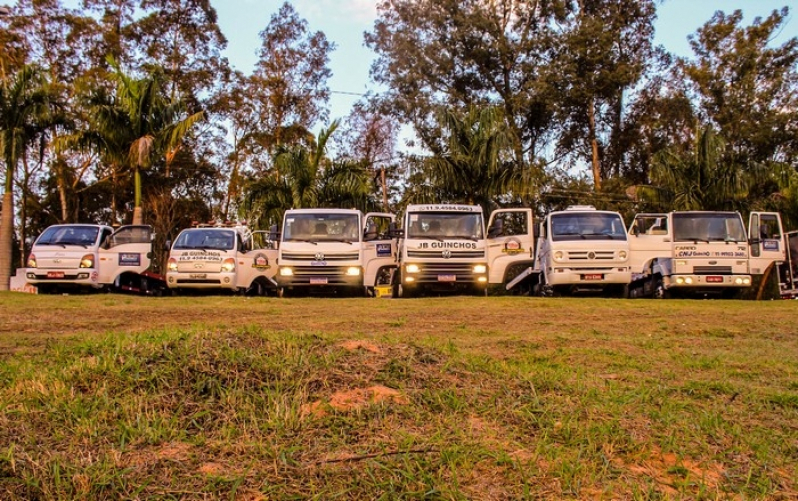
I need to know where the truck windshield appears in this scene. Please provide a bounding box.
[173,229,236,250]
[673,213,747,242]
[283,213,360,242]
[551,213,627,241]
[36,225,100,246]
[406,212,484,240]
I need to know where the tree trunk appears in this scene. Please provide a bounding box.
[0,191,15,291]
[380,166,389,212]
[587,99,602,191]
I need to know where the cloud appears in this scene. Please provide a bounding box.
[294,0,378,25]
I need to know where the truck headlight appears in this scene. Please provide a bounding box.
[221,258,236,272]
[676,260,688,266]
[618,250,627,260]
[167,258,178,272]
[743,277,751,285]
[27,254,37,268]
[279,267,293,276]
[346,267,361,276]
[406,264,420,273]
[553,251,564,262]
[473,264,487,274]
[79,254,95,268]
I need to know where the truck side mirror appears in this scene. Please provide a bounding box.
[631,225,640,236]
[269,224,279,241]
[488,219,503,239]
[164,239,172,251]
[388,222,404,238]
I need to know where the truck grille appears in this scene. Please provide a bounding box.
[693,266,733,274]
[283,266,360,286]
[412,263,481,284]
[406,250,485,259]
[567,250,616,260]
[281,252,360,261]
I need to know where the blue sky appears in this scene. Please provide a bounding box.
[214,0,796,124]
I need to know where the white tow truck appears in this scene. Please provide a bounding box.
[276,208,396,297]
[165,223,278,295]
[25,224,166,294]
[392,204,535,297]
[535,206,630,296]
[626,211,784,298]
[503,206,630,296]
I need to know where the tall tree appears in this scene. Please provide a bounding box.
[132,0,228,110]
[367,0,562,169]
[681,7,798,169]
[243,122,372,229]
[551,0,658,191]
[249,2,334,160]
[401,105,526,214]
[0,65,53,290]
[646,127,750,211]
[69,58,204,225]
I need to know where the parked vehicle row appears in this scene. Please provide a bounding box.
[17,205,797,299]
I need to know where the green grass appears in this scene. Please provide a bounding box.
[0,292,797,499]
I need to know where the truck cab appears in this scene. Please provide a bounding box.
[534,206,631,296]
[392,204,534,297]
[26,224,156,293]
[166,223,277,295]
[627,211,752,298]
[276,209,396,297]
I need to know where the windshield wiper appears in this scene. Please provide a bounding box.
[451,234,479,242]
[555,232,586,239]
[290,238,318,245]
[325,238,354,244]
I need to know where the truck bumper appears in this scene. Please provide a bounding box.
[664,274,751,289]
[546,267,631,286]
[276,265,363,288]
[26,269,103,289]
[166,272,238,291]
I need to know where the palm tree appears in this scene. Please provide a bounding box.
[67,57,204,225]
[243,121,373,228]
[408,105,526,213]
[647,127,749,211]
[0,65,53,290]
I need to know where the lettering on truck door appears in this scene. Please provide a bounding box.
[486,209,535,285]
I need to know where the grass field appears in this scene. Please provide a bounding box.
[0,292,796,500]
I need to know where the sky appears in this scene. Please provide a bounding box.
[212,0,797,124]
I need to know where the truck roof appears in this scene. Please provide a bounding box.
[406,204,482,213]
[284,208,362,215]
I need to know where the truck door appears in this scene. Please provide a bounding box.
[486,209,535,285]
[245,230,279,286]
[748,212,786,275]
[362,213,396,287]
[627,214,670,275]
[98,225,153,284]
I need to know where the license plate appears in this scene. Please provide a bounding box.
[47,271,64,279]
[437,274,456,282]
[583,274,603,281]
[189,273,207,279]
[706,276,723,283]
[310,277,328,285]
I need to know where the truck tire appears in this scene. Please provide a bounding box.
[653,277,670,299]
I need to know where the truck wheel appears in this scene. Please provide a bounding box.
[653,278,670,299]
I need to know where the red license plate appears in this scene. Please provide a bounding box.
[583,274,603,281]
[310,277,328,285]
[438,274,456,282]
[706,276,723,283]
[47,271,64,279]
